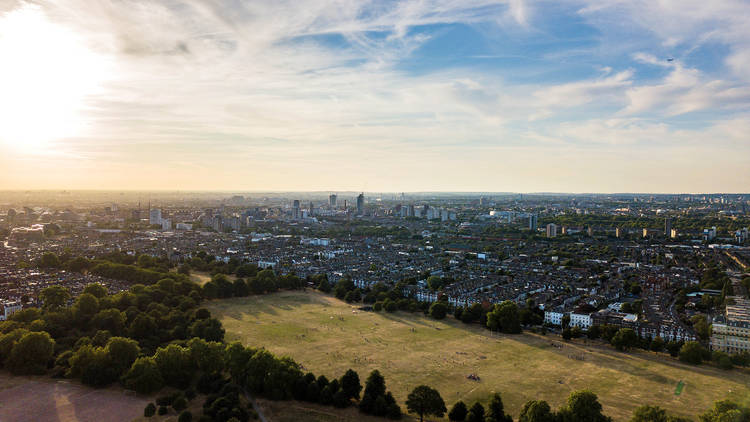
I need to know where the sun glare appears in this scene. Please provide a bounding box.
[0,4,109,153]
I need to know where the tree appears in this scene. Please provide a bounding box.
[486,393,512,422]
[73,293,100,321]
[6,331,55,375]
[699,400,750,422]
[0,328,29,365]
[105,337,140,374]
[189,317,225,342]
[429,302,448,320]
[690,315,711,341]
[40,285,71,311]
[712,351,733,370]
[144,403,156,417]
[486,301,521,334]
[650,337,665,353]
[154,344,193,388]
[679,341,706,365]
[561,314,571,329]
[177,264,191,276]
[123,357,164,394]
[611,328,638,351]
[406,385,446,422]
[360,370,391,416]
[341,368,362,400]
[178,410,192,422]
[39,252,60,269]
[449,401,468,421]
[427,276,444,291]
[629,405,667,422]
[187,338,225,374]
[83,283,108,298]
[558,390,611,422]
[519,400,554,422]
[466,402,485,422]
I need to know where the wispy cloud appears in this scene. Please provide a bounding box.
[1,0,749,192]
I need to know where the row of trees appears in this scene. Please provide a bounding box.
[559,323,749,370]
[319,276,529,335]
[201,271,305,299]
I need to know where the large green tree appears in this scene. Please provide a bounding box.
[629,405,667,422]
[123,356,164,394]
[39,286,71,311]
[486,392,513,422]
[448,401,468,421]
[340,368,362,400]
[519,400,555,422]
[429,302,448,320]
[6,331,55,375]
[486,301,521,333]
[558,390,612,422]
[467,402,485,422]
[406,385,447,422]
[611,328,638,351]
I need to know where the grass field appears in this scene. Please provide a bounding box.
[207,290,750,421]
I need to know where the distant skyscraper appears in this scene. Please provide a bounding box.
[528,214,538,231]
[664,217,672,237]
[546,223,557,238]
[616,227,624,238]
[292,200,300,220]
[356,193,364,215]
[329,194,337,208]
[149,208,162,225]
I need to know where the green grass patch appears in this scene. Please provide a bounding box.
[675,380,685,396]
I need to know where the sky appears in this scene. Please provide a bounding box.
[0,0,749,193]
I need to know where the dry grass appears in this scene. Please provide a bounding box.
[208,290,750,421]
[255,398,417,422]
[190,271,236,286]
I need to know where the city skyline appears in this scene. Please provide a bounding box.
[1,0,750,192]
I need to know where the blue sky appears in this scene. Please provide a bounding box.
[0,0,749,192]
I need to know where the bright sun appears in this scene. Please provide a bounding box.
[0,4,109,152]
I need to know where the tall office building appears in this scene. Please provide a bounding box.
[149,208,162,225]
[528,214,538,231]
[616,227,624,238]
[664,217,672,237]
[329,194,337,208]
[292,200,300,220]
[356,193,364,215]
[546,223,557,238]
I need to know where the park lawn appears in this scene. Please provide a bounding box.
[207,290,750,422]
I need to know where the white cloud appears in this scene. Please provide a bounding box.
[1,0,750,191]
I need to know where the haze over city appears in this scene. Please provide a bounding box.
[1,0,749,192]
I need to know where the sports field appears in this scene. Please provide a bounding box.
[208,290,750,421]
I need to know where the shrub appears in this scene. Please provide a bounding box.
[158,405,168,415]
[144,403,156,417]
[178,410,193,422]
[173,396,188,411]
